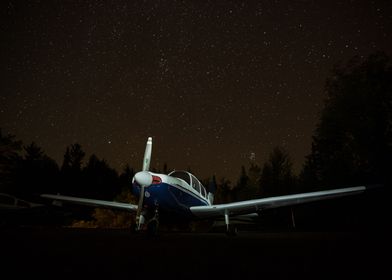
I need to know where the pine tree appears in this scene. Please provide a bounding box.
[0,129,22,193]
[260,147,295,197]
[301,52,392,187]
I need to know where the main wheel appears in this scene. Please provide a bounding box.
[226,225,238,236]
[147,219,159,236]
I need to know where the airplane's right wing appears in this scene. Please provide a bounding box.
[190,186,366,219]
[41,194,138,212]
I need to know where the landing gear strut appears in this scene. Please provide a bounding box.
[225,210,237,236]
[134,203,160,236]
[146,204,160,236]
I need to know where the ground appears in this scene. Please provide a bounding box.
[1,227,388,279]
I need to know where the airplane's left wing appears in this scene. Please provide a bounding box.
[41,194,138,212]
[190,186,366,219]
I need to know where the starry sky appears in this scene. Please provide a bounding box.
[1,0,391,182]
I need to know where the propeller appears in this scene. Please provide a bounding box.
[142,137,152,172]
[135,137,153,230]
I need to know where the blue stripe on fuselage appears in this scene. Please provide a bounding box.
[132,183,209,219]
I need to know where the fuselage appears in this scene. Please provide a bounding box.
[132,170,210,220]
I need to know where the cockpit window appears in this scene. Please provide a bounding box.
[169,171,207,198]
[168,171,191,185]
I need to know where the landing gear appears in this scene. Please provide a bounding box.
[146,206,160,236]
[226,225,238,236]
[136,212,146,231]
[224,211,237,236]
[132,210,146,233]
[134,203,160,236]
[147,219,159,236]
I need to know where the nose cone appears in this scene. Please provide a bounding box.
[134,171,153,186]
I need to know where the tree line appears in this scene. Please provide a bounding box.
[1,52,391,214]
[212,52,391,203]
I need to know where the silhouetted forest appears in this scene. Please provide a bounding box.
[1,52,390,228]
[214,52,391,203]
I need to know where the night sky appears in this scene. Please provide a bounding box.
[1,1,391,182]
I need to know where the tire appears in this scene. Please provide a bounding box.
[147,219,159,236]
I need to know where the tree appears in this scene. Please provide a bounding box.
[214,177,231,204]
[248,163,261,197]
[230,164,260,201]
[18,142,59,198]
[60,143,85,195]
[207,175,217,195]
[119,164,135,191]
[231,166,248,201]
[82,154,119,200]
[61,143,85,172]
[0,132,59,198]
[301,52,392,187]
[0,129,22,193]
[24,142,44,161]
[260,146,295,197]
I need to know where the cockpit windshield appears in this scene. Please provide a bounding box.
[168,170,207,198]
[168,171,191,185]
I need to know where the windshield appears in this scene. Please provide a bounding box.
[169,171,207,198]
[168,171,191,185]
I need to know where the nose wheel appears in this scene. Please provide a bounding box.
[134,204,160,236]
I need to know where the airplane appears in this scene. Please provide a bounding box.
[42,137,367,235]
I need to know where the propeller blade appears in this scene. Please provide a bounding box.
[134,137,153,231]
[136,185,145,230]
[142,137,152,171]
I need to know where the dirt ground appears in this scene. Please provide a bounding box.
[1,227,388,279]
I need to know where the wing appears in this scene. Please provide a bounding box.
[190,186,366,219]
[41,194,138,212]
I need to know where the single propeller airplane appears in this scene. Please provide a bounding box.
[42,137,367,234]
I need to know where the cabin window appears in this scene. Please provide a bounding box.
[201,186,206,198]
[192,178,201,193]
[191,174,207,196]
